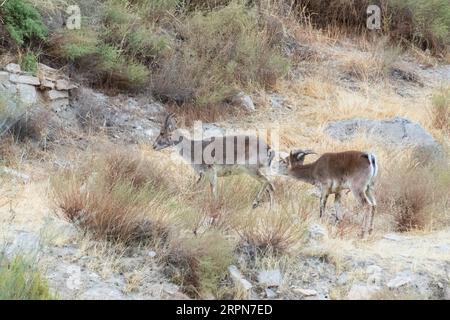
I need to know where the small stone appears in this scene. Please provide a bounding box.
[257,269,283,287]
[293,288,317,296]
[148,251,157,258]
[231,92,255,112]
[366,265,383,274]
[270,94,286,108]
[5,63,21,73]
[55,79,76,90]
[40,78,55,89]
[387,275,412,289]
[265,288,277,299]
[47,89,69,100]
[229,265,253,291]
[9,74,40,86]
[308,223,327,241]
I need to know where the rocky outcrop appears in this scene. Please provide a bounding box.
[0,63,77,136]
[70,87,166,143]
[325,117,444,163]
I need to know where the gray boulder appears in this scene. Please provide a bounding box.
[325,117,444,163]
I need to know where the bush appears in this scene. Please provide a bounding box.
[164,231,235,298]
[19,51,38,73]
[8,105,52,143]
[389,0,450,52]
[432,87,450,134]
[297,0,450,53]
[0,253,54,300]
[151,1,290,105]
[51,28,99,61]
[51,149,174,244]
[377,156,450,232]
[234,206,309,255]
[1,0,48,46]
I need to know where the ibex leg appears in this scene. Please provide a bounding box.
[334,192,343,223]
[252,170,274,209]
[365,186,377,235]
[319,189,329,218]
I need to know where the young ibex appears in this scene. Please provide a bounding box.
[152,113,275,208]
[280,149,378,236]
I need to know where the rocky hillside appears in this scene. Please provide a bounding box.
[1,0,450,300]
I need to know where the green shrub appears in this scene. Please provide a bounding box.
[53,28,99,61]
[297,0,450,53]
[151,1,290,105]
[1,0,48,45]
[19,51,38,73]
[165,231,235,297]
[0,253,54,300]
[390,0,450,51]
[128,27,171,60]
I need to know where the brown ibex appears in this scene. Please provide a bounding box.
[152,113,275,208]
[280,149,378,236]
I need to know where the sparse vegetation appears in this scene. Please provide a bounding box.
[51,149,175,244]
[432,87,450,134]
[298,0,450,54]
[0,0,48,46]
[19,51,38,73]
[151,1,290,105]
[1,0,450,301]
[377,156,450,232]
[0,253,54,300]
[165,231,235,297]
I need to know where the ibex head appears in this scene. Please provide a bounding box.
[279,149,316,174]
[152,113,178,151]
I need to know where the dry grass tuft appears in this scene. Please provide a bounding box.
[234,202,310,255]
[432,87,450,135]
[377,154,450,232]
[51,148,175,244]
[164,231,235,298]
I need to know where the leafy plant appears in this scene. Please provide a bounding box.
[0,253,54,300]
[1,0,48,46]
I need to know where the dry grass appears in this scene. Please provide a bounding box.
[50,148,177,244]
[340,42,401,82]
[432,87,450,135]
[377,154,450,232]
[164,231,235,298]
[151,1,290,106]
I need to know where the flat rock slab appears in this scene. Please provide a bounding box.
[325,117,444,162]
[16,83,38,105]
[5,63,21,73]
[257,269,283,287]
[10,74,40,86]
